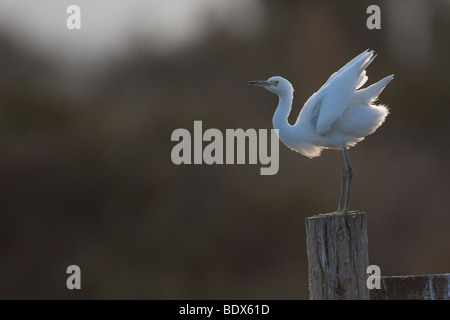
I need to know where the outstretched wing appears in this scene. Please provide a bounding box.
[314,50,376,136]
[320,49,371,89]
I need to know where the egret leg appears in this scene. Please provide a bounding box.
[342,148,353,212]
[337,149,347,212]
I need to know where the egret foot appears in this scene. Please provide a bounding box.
[315,210,363,217]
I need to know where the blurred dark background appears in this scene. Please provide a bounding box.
[0,0,449,299]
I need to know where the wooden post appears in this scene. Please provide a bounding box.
[370,274,450,300]
[306,211,369,300]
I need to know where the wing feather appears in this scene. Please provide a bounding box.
[320,49,370,89]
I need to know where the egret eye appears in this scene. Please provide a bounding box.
[271,80,279,86]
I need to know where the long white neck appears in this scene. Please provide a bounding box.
[270,84,320,158]
[272,90,295,141]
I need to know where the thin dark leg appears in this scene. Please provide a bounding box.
[337,149,347,212]
[342,148,353,212]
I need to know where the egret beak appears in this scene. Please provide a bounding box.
[247,80,270,88]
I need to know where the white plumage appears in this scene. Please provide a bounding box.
[248,49,393,213]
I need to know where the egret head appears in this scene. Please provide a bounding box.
[248,76,293,95]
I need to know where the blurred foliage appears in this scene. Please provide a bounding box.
[0,1,449,299]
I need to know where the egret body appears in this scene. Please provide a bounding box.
[249,50,393,213]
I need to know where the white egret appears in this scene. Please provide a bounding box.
[248,49,393,214]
